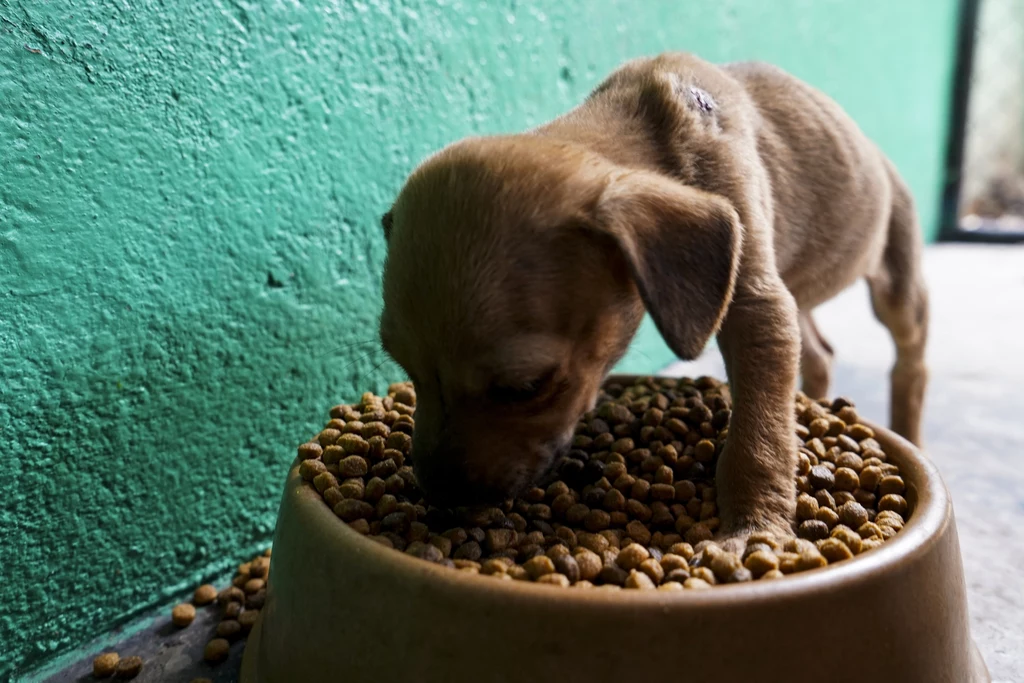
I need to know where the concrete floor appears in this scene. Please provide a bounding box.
[41,244,1023,682]
[665,243,1024,682]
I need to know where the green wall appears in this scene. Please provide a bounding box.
[0,0,957,678]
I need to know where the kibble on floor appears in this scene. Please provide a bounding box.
[113,655,143,680]
[171,603,196,628]
[203,638,230,663]
[89,548,271,679]
[92,652,119,678]
[193,548,271,666]
[192,584,218,606]
[296,375,909,590]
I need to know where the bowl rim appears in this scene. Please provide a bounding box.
[281,375,951,609]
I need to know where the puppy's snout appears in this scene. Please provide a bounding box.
[413,437,567,508]
[413,446,506,508]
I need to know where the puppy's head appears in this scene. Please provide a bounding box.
[379,135,741,506]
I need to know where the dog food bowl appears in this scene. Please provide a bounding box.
[241,378,988,683]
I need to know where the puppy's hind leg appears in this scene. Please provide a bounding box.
[799,311,833,400]
[867,169,929,446]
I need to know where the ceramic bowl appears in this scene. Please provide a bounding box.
[241,379,988,683]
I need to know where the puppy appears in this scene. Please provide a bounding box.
[378,53,928,540]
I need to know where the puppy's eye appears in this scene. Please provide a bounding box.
[488,368,557,404]
[488,381,542,404]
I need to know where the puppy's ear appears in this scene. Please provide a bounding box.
[591,172,742,360]
[381,211,394,241]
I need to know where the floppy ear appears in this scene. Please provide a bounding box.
[591,172,742,360]
[381,211,394,241]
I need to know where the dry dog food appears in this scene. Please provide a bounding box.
[92,652,120,678]
[193,584,218,606]
[113,656,143,680]
[91,651,142,680]
[197,548,270,664]
[90,549,270,678]
[171,602,196,627]
[203,638,231,663]
[298,376,909,590]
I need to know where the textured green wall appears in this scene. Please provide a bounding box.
[0,0,957,678]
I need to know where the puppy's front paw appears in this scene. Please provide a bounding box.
[713,439,798,553]
[713,524,792,556]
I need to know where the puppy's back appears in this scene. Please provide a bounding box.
[543,54,899,305]
[724,61,893,301]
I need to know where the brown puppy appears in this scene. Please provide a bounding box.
[379,53,928,540]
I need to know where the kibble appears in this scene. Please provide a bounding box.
[537,572,571,587]
[216,619,243,640]
[204,638,230,663]
[574,548,603,581]
[795,550,828,572]
[137,548,277,671]
[296,378,907,589]
[815,489,837,511]
[524,555,556,579]
[876,510,906,529]
[798,519,830,541]
[623,569,655,590]
[808,466,836,491]
[834,467,860,492]
[193,584,218,606]
[878,493,909,516]
[113,656,143,680]
[839,501,870,529]
[878,475,905,496]
[818,538,854,563]
[246,588,266,610]
[831,525,864,554]
[616,543,649,571]
[171,602,196,627]
[553,554,581,583]
[814,506,840,529]
[796,493,819,521]
[238,609,260,632]
[93,652,120,678]
[691,566,717,585]
[299,459,327,482]
[743,549,780,577]
[217,586,244,606]
[858,522,885,540]
[859,466,883,492]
